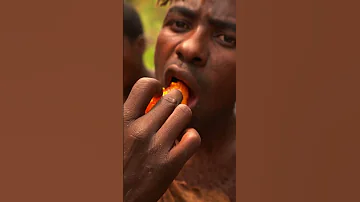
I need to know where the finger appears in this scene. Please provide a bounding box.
[137,89,183,134]
[154,104,192,149]
[168,128,201,166]
[124,78,163,120]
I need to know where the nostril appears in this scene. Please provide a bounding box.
[193,57,202,63]
[176,51,184,61]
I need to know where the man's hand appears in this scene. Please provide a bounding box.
[123,78,201,202]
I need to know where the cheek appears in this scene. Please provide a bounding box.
[155,31,178,61]
[123,59,132,87]
[204,57,236,99]
[123,53,133,75]
[123,45,134,69]
[218,61,236,92]
[207,53,236,83]
[154,39,164,79]
[154,30,180,77]
[206,72,236,109]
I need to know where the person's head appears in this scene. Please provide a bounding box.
[154,0,236,129]
[124,2,147,92]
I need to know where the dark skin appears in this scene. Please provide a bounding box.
[123,35,154,103]
[155,0,236,149]
[124,0,236,201]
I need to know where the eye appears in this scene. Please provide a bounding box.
[217,34,236,47]
[170,20,191,32]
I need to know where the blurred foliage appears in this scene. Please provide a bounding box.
[125,0,167,70]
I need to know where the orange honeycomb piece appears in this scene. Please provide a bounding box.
[145,81,189,114]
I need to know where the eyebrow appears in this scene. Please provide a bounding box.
[167,6,236,32]
[167,6,197,19]
[209,18,236,32]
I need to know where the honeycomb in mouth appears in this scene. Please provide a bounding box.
[145,80,189,114]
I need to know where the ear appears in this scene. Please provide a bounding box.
[134,34,146,55]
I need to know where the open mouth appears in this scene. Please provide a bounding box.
[170,77,180,84]
[145,74,199,114]
[168,77,198,108]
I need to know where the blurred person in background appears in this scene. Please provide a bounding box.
[123,2,154,102]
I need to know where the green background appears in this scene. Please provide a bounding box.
[125,0,167,70]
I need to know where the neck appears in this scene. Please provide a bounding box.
[176,109,236,199]
[194,109,236,157]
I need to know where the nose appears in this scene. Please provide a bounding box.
[175,28,209,67]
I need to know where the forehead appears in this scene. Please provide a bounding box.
[170,0,236,20]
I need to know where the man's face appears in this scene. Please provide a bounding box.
[155,0,236,124]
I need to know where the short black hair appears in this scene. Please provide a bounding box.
[157,0,172,6]
[124,2,144,42]
[157,0,183,6]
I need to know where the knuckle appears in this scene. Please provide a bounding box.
[166,104,192,124]
[162,90,182,105]
[127,124,150,142]
[147,144,161,155]
[132,82,147,93]
[160,90,182,106]
[162,95,178,106]
[147,147,158,156]
[123,107,133,121]
[158,155,172,169]
[135,77,154,86]
[133,78,158,91]
[144,164,156,175]
[131,79,151,93]
[131,78,162,98]
[176,104,192,117]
